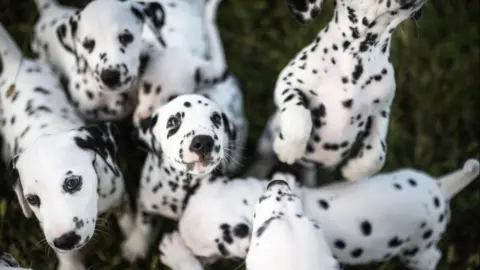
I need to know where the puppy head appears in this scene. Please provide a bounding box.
[287,0,424,24]
[7,123,120,253]
[137,94,231,175]
[57,0,165,92]
[255,173,302,222]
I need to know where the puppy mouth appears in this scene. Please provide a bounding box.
[183,157,215,172]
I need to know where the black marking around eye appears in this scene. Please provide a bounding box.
[256,216,279,238]
[119,30,134,47]
[63,176,83,194]
[210,112,221,128]
[167,112,182,138]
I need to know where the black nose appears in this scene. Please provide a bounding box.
[189,135,214,157]
[100,69,121,88]
[267,179,289,190]
[53,231,81,250]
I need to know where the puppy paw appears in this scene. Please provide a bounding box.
[159,231,203,270]
[273,106,311,164]
[341,142,386,181]
[121,231,149,263]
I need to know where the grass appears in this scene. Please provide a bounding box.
[0,0,479,269]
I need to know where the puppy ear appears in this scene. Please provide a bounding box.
[6,155,33,218]
[130,1,167,47]
[56,13,79,55]
[286,0,324,24]
[135,114,163,155]
[74,122,121,177]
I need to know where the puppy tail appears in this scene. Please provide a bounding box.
[0,23,23,73]
[439,159,480,199]
[33,0,56,13]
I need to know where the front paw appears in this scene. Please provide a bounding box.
[121,231,149,263]
[273,107,312,164]
[159,231,202,270]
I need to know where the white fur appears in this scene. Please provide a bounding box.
[300,159,479,270]
[31,0,165,121]
[246,173,340,270]
[250,0,426,184]
[0,23,128,270]
[155,156,478,270]
[121,94,243,262]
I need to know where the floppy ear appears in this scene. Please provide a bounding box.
[5,155,32,218]
[130,1,167,47]
[74,122,121,177]
[136,114,163,156]
[56,13,80,55]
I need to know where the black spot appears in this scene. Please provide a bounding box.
[394,183,402,190]
[351,248,363,258]
[334,239,346,250]
[423,230,433,240]
[360,221,372,236]
[233,223,250,239]
[318,199,329,210]
[433,197,440,208]
[403,247,419,257]
[408,178,417,187]
[388,237,403,248]
[342,99,353,108]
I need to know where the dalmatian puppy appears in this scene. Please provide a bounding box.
[134,0,243,130]
[299,158,480,270]
[0,24,128,270]
[121,94,245,262]
[31,0,166,121]
[0,252,32,270]
[249,0,426,184]
[245,174,340,270]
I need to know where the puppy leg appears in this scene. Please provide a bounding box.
[340,109,389,181]
[273,88,312,165]
[400,246,441,270]
[159,231,203,270]
[121,210,155,262]
[56,251,85,270]
[114,194,134,237]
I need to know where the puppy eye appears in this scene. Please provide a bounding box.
[82,39,95,53]
[211,112,221,125]
[167,116,180,129]
[25,194,41,207]
[118,32,134,46]
[64,176,83,193]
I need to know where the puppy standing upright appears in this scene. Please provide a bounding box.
[250,0,426,184]
[31,0,165,121]
[0,24,129,270]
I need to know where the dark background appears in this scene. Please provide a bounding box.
[0,0,479,269]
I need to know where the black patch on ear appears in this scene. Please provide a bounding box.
[56,23,74,54]
[74,123,120,176]
[131,6,145,22]
[5,156,20,187]
[139,114,158,133]
[142,2,165,29]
